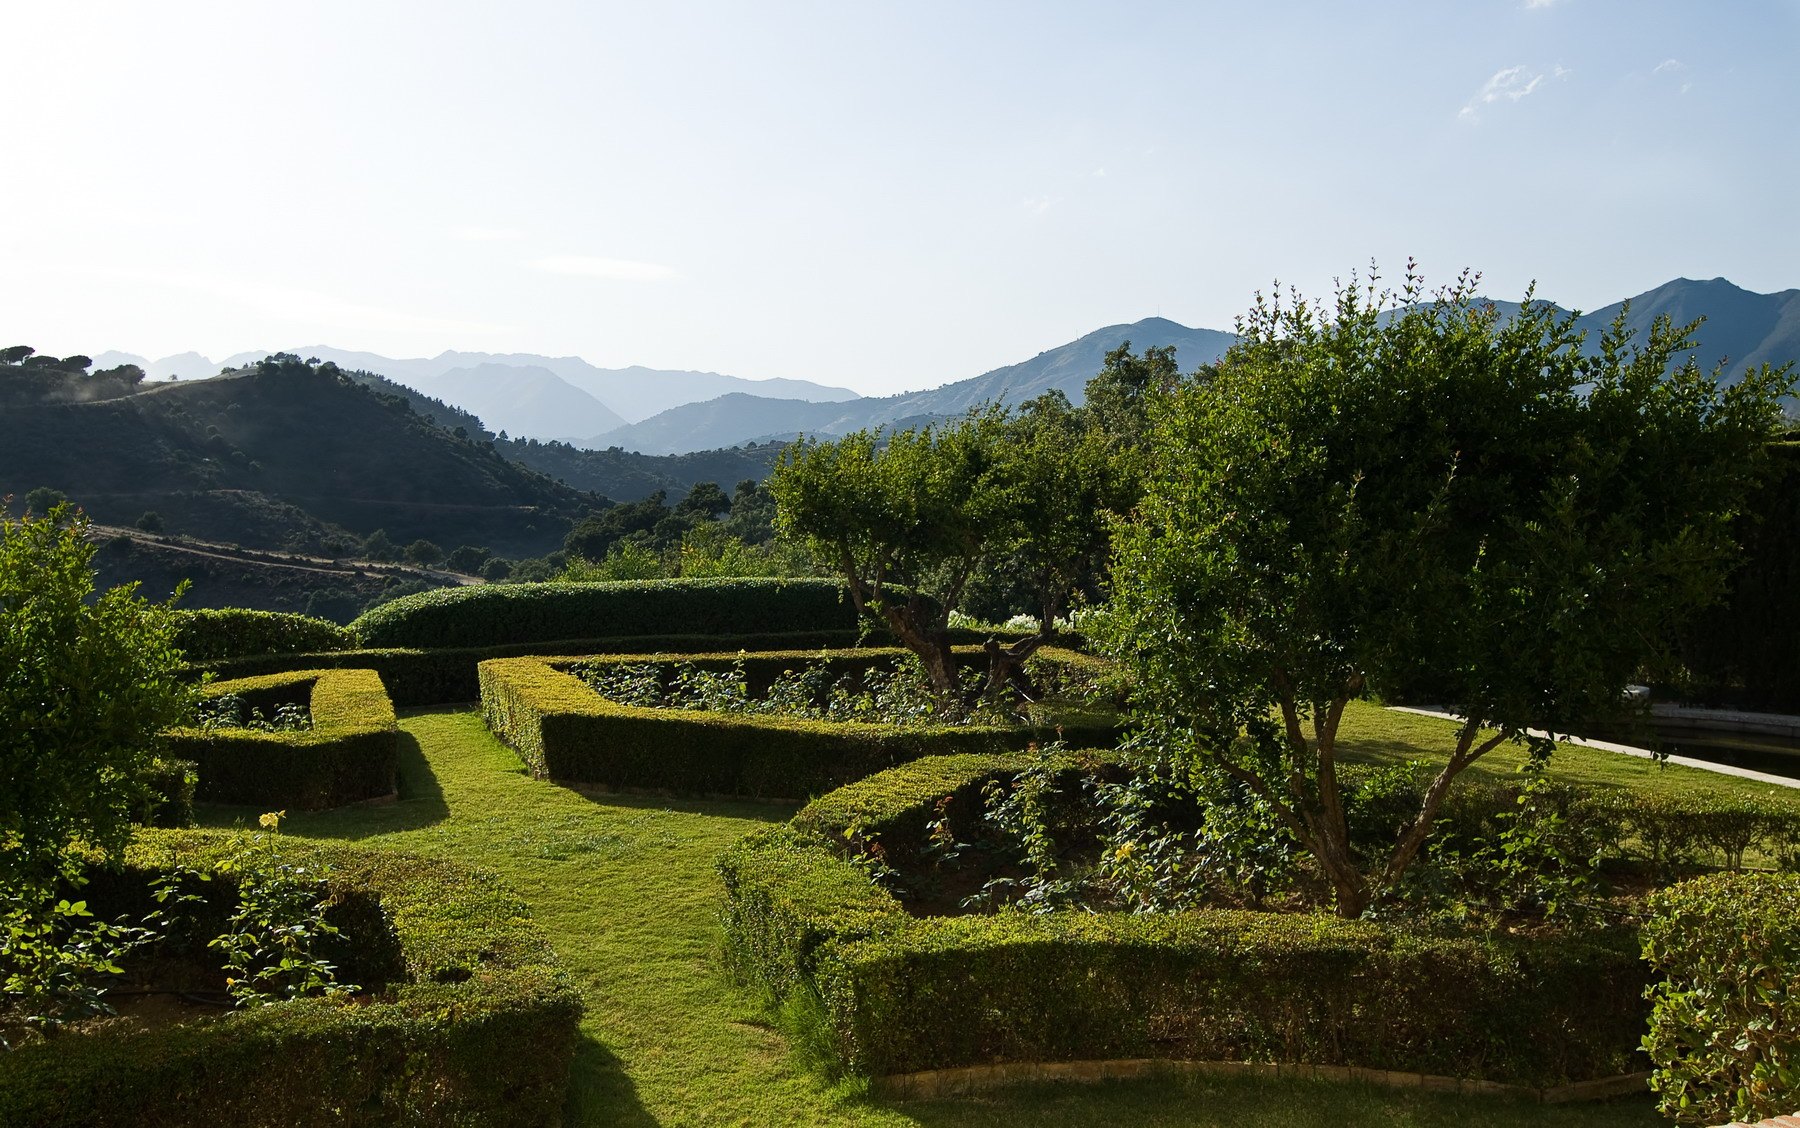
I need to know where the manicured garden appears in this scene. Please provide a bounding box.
[191,707,1675,1126]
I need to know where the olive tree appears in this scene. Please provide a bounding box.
[1102,268,1795,918]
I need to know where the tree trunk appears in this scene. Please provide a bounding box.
[880,604,959,703]
[981,634,1048,704]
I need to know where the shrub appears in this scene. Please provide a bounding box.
[480,651,1116,799]
[0,831,582,1127]
[721,753,1653,1087]
[350,577,859,649]
[1643,872,1800,1125]
[132,757,197,828]
[163,670,398,810]
[171,609,357,663]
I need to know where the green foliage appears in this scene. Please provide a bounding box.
[1,892,163,1049]
[351,576,858,648]
[170,607,358,662]
[164,670,399,809]
[1,505,193,890]
[480,653,1104,798]
[1643,872,1800,1125]
[209,814,356,1006]
[0,831,582,1127]
[22,487,66,516]
[1102,265,1797,917]
[721,755,1648,1087]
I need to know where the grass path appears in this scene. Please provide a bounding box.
[203,709,1665,1127]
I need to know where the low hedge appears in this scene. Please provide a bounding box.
[351,577,860,649]
[1643,872,1800,1125]
[172,608,358,663]
[164,669,399,809]
[198,630,873,706]
[0,831,582,1127]
[480,651,1116,799]
[719,754,1651,1087]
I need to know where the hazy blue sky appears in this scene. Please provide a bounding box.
[3,1,1794,395]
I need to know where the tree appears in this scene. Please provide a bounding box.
[443,544,492,574]
[360,529,397,562]
[1082,341,1183,447]
[564,493,671,562]
[672,481,731,522]
[1101,267,1796,918]
[1,505,192,890]
[22,488,66,517]
[773,414,1015,700]
[94,363,146,387]
[0,346,33,366]
[57,356,92,373]
[403,539,444,568]
[134,511,164,534]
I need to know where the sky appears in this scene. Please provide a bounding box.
[2,0,1796,397]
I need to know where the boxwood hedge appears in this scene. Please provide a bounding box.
[164,669,399,809]
[719,754,1650,1087]
[479,650,1118,800]
[0,830,582,1127]
[351,577,859,649]
[171,609,358,663]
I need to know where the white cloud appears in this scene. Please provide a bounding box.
[1092,167,1107,178]
[449,225,524,242]
[1522,0,1563,8]
[529,255,680,281]
[1021,195,1053,216]
[1653,58,1693,93]
[1459,64,1563,121]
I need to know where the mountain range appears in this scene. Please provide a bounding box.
[98,277,1800,457]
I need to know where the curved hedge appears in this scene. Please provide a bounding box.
[718,754,1650,1087]
[164,669,399,809]
[172,609,358,663]
[0,831,582,1127]
[352,577,859,649]
[479,651,1117,800]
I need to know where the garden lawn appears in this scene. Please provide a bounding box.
[1340,700,1800,802]
[199,708,1665,1127]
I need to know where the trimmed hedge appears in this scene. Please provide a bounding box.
[719,753,1651,1087]
[480,652,1098,800]
[198,630,873,706]
[1643,872,1800,1125]
[171,608,358,663]
[351,577,859,649]
[0,831,582,1127]
[165,669,399,809]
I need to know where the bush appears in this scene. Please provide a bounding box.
[1643,872,1800,1125]
[479,652,1114,799]
[171,609,357,663]
[132,757,197,828]
[0,831,582,1127]
[164,670,398,810]
[720,753,1653,1087]
[350,577,859,649]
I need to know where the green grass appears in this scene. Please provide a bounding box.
[1339,700,1800,804]
[198,707,1671,1126]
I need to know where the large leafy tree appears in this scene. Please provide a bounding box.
[1,505,193,891]
[1102,267,1795,918]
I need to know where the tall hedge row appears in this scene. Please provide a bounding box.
[164,669,399,809]
[718,753,1653,1088]
[351,577,859,649]
[171,609,358,663]
[0,832,582,1127]
[478,654,1108,799]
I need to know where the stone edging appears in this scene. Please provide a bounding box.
[873,1058,1652,1103]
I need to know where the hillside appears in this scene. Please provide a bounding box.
[593,316,1235,452]
[1576,277,1800,376]
[431,363,627,441]
[0,356,594,557]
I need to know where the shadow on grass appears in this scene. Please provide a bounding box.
[192,730,451,840]
[563,1031,663,1128]
[553,780,798,826]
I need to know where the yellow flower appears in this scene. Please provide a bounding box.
[259,810,286,831]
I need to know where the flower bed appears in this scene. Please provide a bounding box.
[164,669,398,809]
[0,830,582,1128]
[479,649,1119,800]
